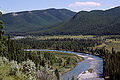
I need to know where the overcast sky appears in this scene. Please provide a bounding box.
[0,0,120,13]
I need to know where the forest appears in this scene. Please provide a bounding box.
[14,35,120,80]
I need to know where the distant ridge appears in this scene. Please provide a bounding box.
[2,7,120,35]
[1,8,76,35]
[44,6,120,35]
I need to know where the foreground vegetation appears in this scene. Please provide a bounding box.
[0,50,83,80]
[0,56,57,80]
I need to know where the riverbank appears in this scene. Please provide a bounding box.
[60,55,84,75]
[25,49,103,80]
[77,54,104,80]
[24,50,84,75]
[77,70,104,80]
[77,70,97,80]
[78,71,104,80]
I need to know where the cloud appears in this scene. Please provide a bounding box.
[69,1,101,7]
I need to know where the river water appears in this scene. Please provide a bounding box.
[25,49,103,80]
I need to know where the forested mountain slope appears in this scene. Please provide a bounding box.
[2,7,120,35]
[1,8,75,35]
[45,6,120,35]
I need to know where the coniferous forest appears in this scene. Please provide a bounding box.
[15,36,120,80]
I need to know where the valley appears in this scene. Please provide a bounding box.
[0,5,120,80]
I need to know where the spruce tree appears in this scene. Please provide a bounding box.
[0,11,7,55]
[71,76,74,80]
[55,69,59,80]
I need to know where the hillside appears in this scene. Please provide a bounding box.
[2,7,120,35]
[1,8,76,35]
[43,6,120,35]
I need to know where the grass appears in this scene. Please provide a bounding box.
[44,51,84,74]
[0,64,20,80]
[95,43,107,48]
[27,35,95,40]
[95,40,120,52]
[0,62,29,80]
[0,64,11,78]
[105,42,120,52]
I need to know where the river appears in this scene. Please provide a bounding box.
[24,49,104,80]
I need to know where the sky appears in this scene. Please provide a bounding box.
[0,0,120,14]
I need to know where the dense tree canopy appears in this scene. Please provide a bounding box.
[0,12,7,55]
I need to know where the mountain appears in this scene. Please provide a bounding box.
[1,8,76,35]
[2,7,120,35]
[42,6,120,35]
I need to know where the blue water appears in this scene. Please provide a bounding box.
[25,49,103,80]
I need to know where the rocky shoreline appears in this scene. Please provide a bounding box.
[77,55,104,80]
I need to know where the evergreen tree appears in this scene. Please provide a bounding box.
[0,11,7,55]
[55,69,59,80]
[112,47,115,54]
[71,76,74,80]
